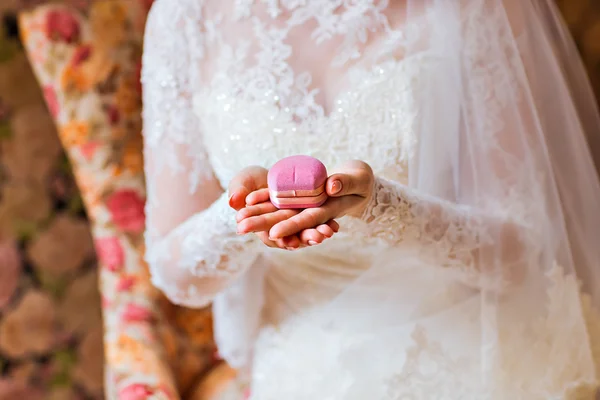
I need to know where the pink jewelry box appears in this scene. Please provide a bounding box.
[268,155,328,209]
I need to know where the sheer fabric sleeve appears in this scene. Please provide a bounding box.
[357,177,528,286]
[142,0,259,308]
[355,1,548,287]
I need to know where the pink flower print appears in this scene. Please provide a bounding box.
[121,303,152,323]
[118,383,153,400]
[45,9,80,43]
[116,275,136,292]
[79,141,100,161]
[106,190,145,234]
[101,295,112,309]
[94,237,124,272]
[42,86,59,118]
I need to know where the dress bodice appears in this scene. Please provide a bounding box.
[193,56,429,187]
[159,0,435,188]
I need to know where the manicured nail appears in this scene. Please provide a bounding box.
[308,240,318,246]
[330,180,342,195]
[228,194,235,207]
[286,247,296,251]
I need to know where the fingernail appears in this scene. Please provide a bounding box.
[308,240,318,246]
[228,194,235,207]
[330,180,342,195]
[286,247,296,251]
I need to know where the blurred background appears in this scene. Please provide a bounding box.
[0,0,598,399]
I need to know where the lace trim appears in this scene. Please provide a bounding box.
[195,0,410,133]
[359,177,487,278]
[179,193,259,278]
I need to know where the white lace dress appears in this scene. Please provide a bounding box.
[141,1,600,399]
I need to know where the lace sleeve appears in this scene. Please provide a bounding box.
[359,177,530,288]
[142,0,259,308]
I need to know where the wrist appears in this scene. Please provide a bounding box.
[348,177,379,219]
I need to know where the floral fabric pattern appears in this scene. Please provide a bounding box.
[16,1,221,398]
[0,2,102,399]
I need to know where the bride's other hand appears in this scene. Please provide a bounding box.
[267,160,374,240]
[237,188,339,249]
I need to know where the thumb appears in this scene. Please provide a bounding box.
[326,161,374,198]
[228,166,268,210]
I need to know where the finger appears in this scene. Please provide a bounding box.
[326,160,374,198]
[236,202,279,222]
[279,235,302,250]
[315,223,335,238]
[297,220,337,246]
[228,166,269,193]
[255,232,300,251]
[327,220,340,233]
[237,209,299,234]
[275,237,289,249]
[269,205,334,239]
[270,236,297,250]
[229,190,250,211]
[246,188,270,206]
[269,196,360,239]
[255,232,278,248]
[299,229,327,246]
[228,166,268,210]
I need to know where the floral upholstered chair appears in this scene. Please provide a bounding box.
[19,2,237,398]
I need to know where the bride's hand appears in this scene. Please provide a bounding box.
[236,195,340,249]
[229,166,339,249]
[237,160,374,248]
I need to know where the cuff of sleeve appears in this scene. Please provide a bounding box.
[180,192,262,277]
[359,176,393,223]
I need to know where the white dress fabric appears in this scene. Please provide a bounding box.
[141,1,600,399]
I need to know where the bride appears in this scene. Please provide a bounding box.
[141,0,600,398]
